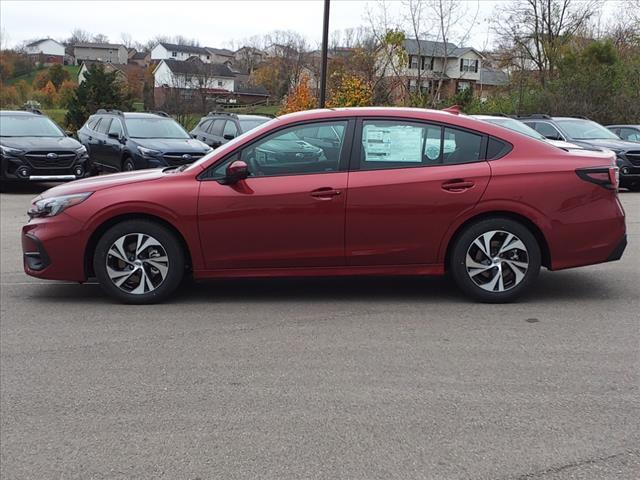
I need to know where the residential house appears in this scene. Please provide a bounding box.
[478,67,509,99]
[233,46,269,73]
[73,42,128,65]
[152,57,268,107]
[77,60,127,84]
[150,43,234,64]
[128,49,151,67]
[24,38,65,65]
[78,60,146,99]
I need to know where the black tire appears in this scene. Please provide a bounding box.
[93,219,184,304]
[449,217,541,303]
[122,157,136,172]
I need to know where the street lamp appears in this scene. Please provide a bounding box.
[319,0,330,108]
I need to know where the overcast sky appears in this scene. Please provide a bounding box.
[0,0,623,51]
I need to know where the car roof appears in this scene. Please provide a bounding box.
[92,112,170,119]
[237,114,270,120]
[606,124,640,128]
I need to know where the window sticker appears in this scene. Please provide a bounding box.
[363,124,423,162]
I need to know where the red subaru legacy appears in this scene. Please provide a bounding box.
[22,108,626,304]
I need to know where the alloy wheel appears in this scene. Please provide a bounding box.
[465,230,529,292]
[105,233,169,294]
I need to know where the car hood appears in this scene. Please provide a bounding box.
[0,136,82,151]
[36,168,167,199]
[133,138,209,152]
[572,138,640,152]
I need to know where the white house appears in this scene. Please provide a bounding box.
[153,58,236,91]
[151,43,234,64]
[73,42,128,65]
[24,38,65,65]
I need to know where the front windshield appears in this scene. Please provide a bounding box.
[555,119,619,140]
[0,115,65,137]
[125,117,191,139]
[184,117,277,172]
[485,118,546,140]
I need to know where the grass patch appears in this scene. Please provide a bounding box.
[43,108,68,126]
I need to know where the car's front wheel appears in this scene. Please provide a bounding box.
[450,217,541,303]
[123,157,136,172]
[93,220,184,304]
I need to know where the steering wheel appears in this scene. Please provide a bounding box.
[243,150,260,176]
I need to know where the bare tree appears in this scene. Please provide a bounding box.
[67,28,91,46]
[120,33,134,49]
[493,0,601,87]
[92,33,110,44]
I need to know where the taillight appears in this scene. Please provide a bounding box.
[576,166,619,190]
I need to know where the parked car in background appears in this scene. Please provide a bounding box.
[606,125,640,143]
[190,112,271,148]
[1,110,89,187]
[518,115,640,191]
[23,107,626,304]
[472,115,582,150]
[77,110,212,173]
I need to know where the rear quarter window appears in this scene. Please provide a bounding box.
[486,137,512,160]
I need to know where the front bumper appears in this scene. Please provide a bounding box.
[1,154,89,182]
[22,214,88,281]
[606,234,627,262]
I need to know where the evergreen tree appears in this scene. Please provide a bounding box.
[65,64,133,130]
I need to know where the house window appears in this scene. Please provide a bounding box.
[206,55,210,60]
[460,58,479,72]
[172,51,177,57]
[410,55,419,69]
[217,80,223,87]
[421,56,430,70]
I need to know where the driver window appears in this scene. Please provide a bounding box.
[239,121,347,177]
[223,121,238,138]
[108,119,123,137]
[534,122,563,140]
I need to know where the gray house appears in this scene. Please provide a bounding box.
[73,42,128,65]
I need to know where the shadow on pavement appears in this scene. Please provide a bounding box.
[1,183,57,195]
[23,268,619,306]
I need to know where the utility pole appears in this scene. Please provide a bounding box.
[319,0,330,108]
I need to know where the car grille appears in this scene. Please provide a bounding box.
[25,151,76,169]
[162,152,204,165]
[624,151,640,166]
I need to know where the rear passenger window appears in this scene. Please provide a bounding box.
[199,120,212,132]
[442,128,483,164]
[361,121,442,170]
[87,117,99,130]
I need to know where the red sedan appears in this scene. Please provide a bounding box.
[22,108,626,304]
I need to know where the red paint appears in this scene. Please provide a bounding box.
[22,107,626,284]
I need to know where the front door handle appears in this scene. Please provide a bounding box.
[310,187,342,199]
[442,180,475,192]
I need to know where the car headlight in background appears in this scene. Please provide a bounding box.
[75,145,88,156]
[0,145,25,157]
[138,146,162,157]
[28,192,93,218]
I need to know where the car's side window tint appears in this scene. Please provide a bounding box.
[96,118,112,134]
[223,121,238,138]
[210,119,225,135]
[239,121,347,177]
[442,128,483,164]
[534,122,563,140]
[199,120,212,133]
[87,117,98,130]
[360,121,444,170]
[108,119,123,137]
[487,137,511,160]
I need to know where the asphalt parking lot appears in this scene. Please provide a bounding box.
[1,184,639,480]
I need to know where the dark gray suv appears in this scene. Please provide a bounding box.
[518,115,640,191]
[190,112,270,149]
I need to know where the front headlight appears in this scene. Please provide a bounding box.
[75,145,88,156]
[204,146,213,153]
[138,146,162,157]
[0,145,25,156]
[28,192,93,218]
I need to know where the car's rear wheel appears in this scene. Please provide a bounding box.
[93,220,184,304]
[450,217,541,303]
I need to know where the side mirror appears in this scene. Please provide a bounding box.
[65,130,74,137]
[108,132,120,139]
[223,134,235,140]
[224,160,249,184]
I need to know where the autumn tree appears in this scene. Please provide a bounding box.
[279,76,316,115]
[327,73,373,107]
[48,64,70,89]
[41,80,58,107]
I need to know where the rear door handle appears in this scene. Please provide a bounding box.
[442,180,475,192]
[310,187,342,199]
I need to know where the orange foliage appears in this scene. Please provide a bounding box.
[278,75,317,115]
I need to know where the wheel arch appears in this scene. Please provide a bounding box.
[84,212,193,278]
[443,211,551,270]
